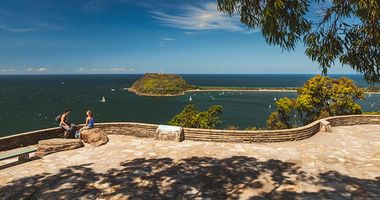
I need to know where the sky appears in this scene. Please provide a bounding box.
[0,0,357,75]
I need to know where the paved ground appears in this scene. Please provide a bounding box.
[0,125,380,199]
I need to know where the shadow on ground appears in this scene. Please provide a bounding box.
[0,156,379,199]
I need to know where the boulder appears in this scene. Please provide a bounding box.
[80,128,109,147]
[36,138,84,157]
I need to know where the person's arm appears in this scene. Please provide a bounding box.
[60,114,68,126]
[85,117,90,126]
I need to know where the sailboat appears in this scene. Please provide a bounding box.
[269,104,272,109]
[189,96,192,101]
[100,96,106,103]
[273,97,277,101]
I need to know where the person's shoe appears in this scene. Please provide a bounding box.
[75,131,80,139]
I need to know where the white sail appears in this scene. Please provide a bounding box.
[101,96,106,102]
[189,96,192,101]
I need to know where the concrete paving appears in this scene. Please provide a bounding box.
[0,125,379,199]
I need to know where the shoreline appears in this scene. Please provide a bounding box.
[126,87,380,96]
[126,88,185,97]
[186,88,297,93]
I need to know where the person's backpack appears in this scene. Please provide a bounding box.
[55,114,62,124]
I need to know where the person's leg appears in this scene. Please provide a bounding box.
[80,126,90,132]
[60,123,70,130]
[60,123,70,138]
[77,126,90,139]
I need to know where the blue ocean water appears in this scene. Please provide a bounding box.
[0,74,378,137]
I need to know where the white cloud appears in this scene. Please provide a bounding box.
[108,67,134,72]
[159,37,176,47]
[37,67,49,72]
[0,10,65,33]
[151,2,251,33]
[0,24,34,33]
[25,67,49,72]
[0,68,17,72]
[76,67,134,73]
[162,37,175,41]
[0,67,54,74]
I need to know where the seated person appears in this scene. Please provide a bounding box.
[75,110,95,138]
[59,109,75,138]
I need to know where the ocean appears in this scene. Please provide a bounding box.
[0,74,378,137]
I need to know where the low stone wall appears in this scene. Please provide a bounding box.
[184,115,380,143]
[94,122,158,137]
[325,115,380,126]
[1,115,379,151]
[184,121,321,143]
[0,123,158,151]
[0,127,64,151]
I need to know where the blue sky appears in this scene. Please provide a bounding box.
[0,0,356,74]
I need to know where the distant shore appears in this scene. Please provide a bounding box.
[126,86,380,96]
[126,88,185,97]
[186,88,297,93]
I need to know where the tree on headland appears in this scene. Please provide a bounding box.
[169,104,223,129]
[267,75,365,129]
[130,73,195,96]
[217,0,380,82]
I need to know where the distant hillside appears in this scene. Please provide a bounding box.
[129,73,195,96]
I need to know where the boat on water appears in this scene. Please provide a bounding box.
[189,96,192,101]
[274,97,277,101]
[100,96,106,103]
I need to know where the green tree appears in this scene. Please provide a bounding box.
[267,75,365,129]
[169,104,223,129]
[363,111,380,115]
[217,0,380,82]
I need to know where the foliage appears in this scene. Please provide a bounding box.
[245,126,266,131]
[226,125,240,130]
[131,73,195,95]
[366,86,380,92]
[363,111,380,115]
[267,75,365,129]
[169,104,223,129]
[217,0,380,82]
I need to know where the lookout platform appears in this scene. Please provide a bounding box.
[0,124,379,199]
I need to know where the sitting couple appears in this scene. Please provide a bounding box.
[58,109,95,138]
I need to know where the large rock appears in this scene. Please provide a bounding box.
[80,128,109,147]
[36,138,84,157]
